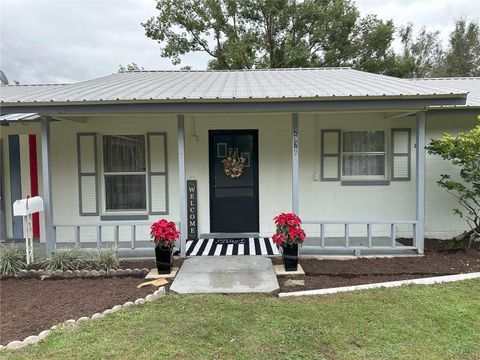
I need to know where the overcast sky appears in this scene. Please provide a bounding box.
[0,0,479,84]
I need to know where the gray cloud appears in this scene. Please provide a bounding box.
[1,0,478,84]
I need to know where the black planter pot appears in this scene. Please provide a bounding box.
[155,245,173,274]
[282,243,299,271]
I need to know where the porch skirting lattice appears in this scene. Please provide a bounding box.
[186,238,280,256]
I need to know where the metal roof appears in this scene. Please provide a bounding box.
[0,68,466,105]
[409,77,480,108]
[0,112,41,122]
[0,84,67,99]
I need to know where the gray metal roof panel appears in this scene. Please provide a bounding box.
[0,68,467,104]
[409,77,480,107]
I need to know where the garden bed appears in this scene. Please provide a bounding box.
[275,239,480,292]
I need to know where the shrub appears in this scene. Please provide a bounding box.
[0,245,26,275]
[90,247,119,271]
[47,248,85,271]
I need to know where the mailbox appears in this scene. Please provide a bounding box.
[13,196,44,216]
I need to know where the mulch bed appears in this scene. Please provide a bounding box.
[0,258,185,345]
[275,239,480,292]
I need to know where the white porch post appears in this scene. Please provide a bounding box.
[177,114,187,256]
[41,116,55,257]
[292,113,299,214]
[415,111,426,254]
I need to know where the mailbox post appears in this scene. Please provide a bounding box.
[13,196,44,265]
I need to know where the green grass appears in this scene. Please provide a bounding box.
[3,280,480,360]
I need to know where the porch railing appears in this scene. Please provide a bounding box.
[301,220,419,253]
[52,222,179,257]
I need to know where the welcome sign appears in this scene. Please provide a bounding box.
[187,180,198,240]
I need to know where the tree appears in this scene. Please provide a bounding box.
[142,0,396,70]
[442,19,480,77]
[118,62,144,72]
[389,23,444,78]
[427,120,480,250]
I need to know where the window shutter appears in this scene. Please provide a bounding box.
[147,132,168,214]
[391,128,411,181]
[77,133,99,215]
[321,129,341,181]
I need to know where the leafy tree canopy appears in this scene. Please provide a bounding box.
[143,1,479,78]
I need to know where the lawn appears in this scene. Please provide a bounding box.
[3,279,480,360]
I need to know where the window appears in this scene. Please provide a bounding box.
[342,131,385,177]
[103,135,146,211]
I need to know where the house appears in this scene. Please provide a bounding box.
[0,68,478,257]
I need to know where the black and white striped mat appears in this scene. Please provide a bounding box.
[186,238,280,256]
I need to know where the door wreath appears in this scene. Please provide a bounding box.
[222,150,246,178]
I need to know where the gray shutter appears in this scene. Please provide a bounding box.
[321,129,341,181]
[391,128,411,181]
[147,132,168,214]
[77,133,99,215]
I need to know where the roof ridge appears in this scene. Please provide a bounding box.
[118,67,352,73]
[0,83,67,87]
[409,77,480,81]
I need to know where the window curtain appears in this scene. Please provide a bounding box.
[103,135,145,172]
[342,132,385,176]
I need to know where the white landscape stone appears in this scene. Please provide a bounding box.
[77,317,90,322]
[145,294,155,302]
[111,305,122,312]
[91,313,104,320]
[103,309,114,315]
[6,341,26,350]
[65,319,76,325]
[134,298,146,305]
[22,335,40,345]
[37,330,50,340]
[123,301,134,307]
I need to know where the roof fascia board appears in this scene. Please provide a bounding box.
[0,97,467,116]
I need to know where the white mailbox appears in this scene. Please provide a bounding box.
[13,196,44,216]
[13,196,44,265]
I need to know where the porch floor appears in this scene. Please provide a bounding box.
[186,237,280,256]
[170,256,280,294]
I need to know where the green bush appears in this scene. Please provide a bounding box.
[90,247,119,271]
[47,248,85,271]
[0,245,26,275]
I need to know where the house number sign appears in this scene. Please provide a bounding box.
[187,180,198,240]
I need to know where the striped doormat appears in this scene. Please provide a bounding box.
[186,238,280,256]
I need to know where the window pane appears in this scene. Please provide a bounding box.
[103,135,145,172]
[343,155,385,176]
[343,131,384,152]
[105,175,146,210]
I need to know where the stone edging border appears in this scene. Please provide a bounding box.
[0,286,167,351]
[0,268,150,280]
[278,272,480,297]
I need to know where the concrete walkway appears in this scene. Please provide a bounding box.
[170,256,279,294]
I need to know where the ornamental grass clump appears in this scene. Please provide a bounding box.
[272,213,306,247]
[90,247,120,271]
[47,247,85,271]
[150,219,180,248]
[0,245,26,275]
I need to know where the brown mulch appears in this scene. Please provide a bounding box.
[0,277,152,345]
[275,239,480,292]
[0,257,185,345]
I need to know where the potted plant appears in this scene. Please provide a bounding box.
[150,219,180,274]
[272,213,306,271]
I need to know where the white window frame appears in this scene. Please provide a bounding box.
[340,129,389,180]
[99,133,149,215]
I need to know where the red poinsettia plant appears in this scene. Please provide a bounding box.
[150,219,180,248]
[272,213,306,247]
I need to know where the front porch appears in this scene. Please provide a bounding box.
[1,107,428,258]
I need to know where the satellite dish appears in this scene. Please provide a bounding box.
[0,71,9,85]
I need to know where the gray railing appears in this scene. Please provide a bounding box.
[301,220,419,253]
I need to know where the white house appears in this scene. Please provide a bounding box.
[0,68,478,257]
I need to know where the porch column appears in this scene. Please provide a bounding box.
[292,113,299,214]
[177,114,187,257]
[415,111,426,254]
[41,116,55,257]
